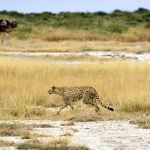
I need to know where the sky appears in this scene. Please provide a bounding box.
[0,0,150,13]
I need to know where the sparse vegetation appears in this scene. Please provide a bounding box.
[21,131,32,139]
[0,8,150,43]
[0,140,14,147]
[61,122,74,126]
[0,123,32,136]
[130,112,150,129]
[17,138,89,150]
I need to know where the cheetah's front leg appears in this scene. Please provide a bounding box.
[57,103,68,115]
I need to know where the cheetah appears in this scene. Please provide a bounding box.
[48,86,114,115]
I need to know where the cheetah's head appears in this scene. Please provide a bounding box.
[48,86,59,94]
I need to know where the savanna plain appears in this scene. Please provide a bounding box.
[0,9,150,150]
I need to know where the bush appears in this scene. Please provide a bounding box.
[0,9,150,41]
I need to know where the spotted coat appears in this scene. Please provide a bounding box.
[48,86,114,115]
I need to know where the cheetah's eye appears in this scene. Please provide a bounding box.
[52,86,56,90]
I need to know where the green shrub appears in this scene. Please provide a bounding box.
[0,9,150,41]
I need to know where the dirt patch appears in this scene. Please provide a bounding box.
[71,121,150,150]
[1,51,150,64]
[0,120,149,150]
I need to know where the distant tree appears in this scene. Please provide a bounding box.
[94,11,107,16]
[135,8,149,13]
[0,19,17,44]
[113,9,122,13]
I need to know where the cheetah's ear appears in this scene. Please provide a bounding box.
[52,86,56,90]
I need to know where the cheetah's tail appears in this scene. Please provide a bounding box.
[97,99,114,112]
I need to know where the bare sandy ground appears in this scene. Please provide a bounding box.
[1,50,150,60]
[0,120,149,150]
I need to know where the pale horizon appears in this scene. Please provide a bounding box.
[0,0,150,13]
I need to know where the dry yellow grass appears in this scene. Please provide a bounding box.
[1,39,150,52]
[17,137,89,150]
[13,26,150,42]
[0,56,150,120]
[120,26,150,42]
[1,25,150,53]
[37,28,100,41]
[48,136,70,145]
[0,140,13,147]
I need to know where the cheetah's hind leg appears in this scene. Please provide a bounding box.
[94,104,101,116]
